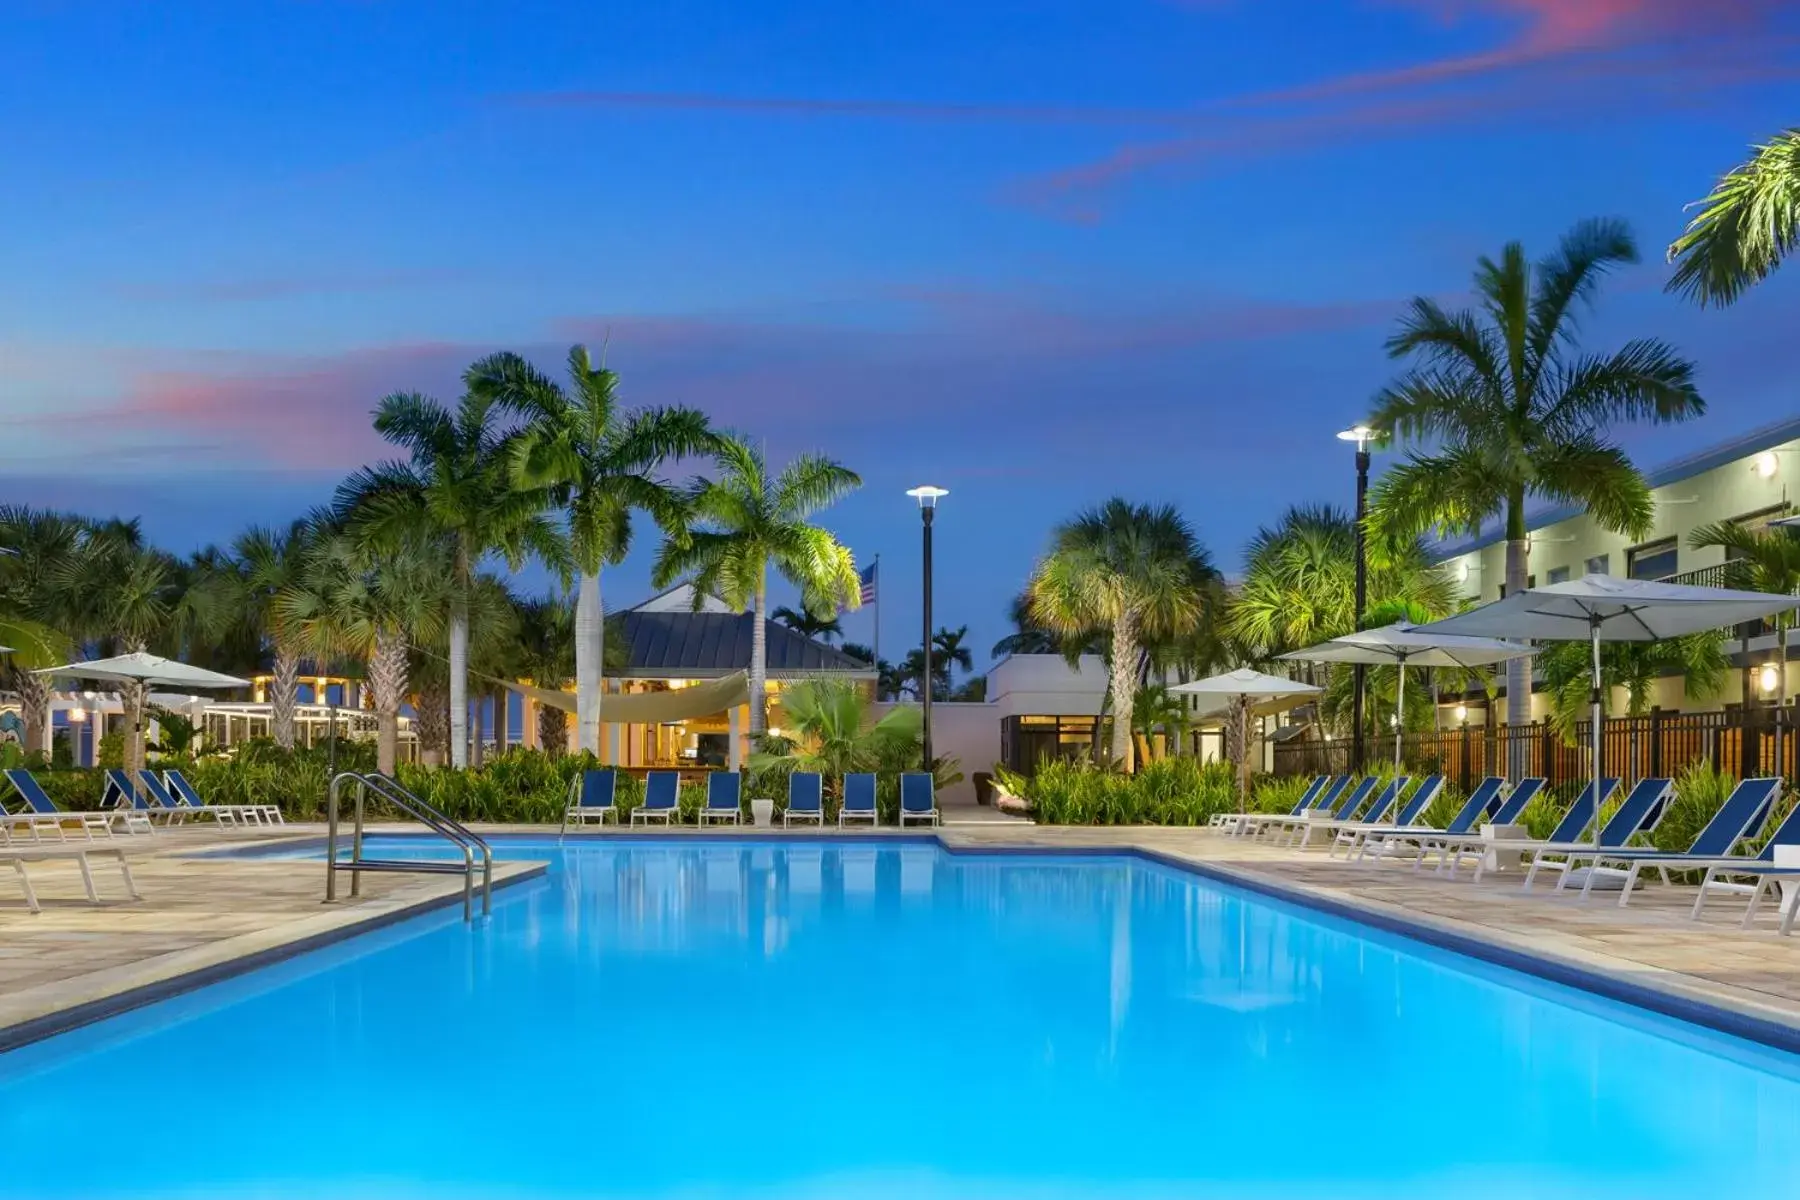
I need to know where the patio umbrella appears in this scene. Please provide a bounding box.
[1417,575,1800,853]
[35,652,251,765]
[1171,668,1321,811]
[1277,623,1537,769]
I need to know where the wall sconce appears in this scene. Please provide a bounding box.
[1759,662,1782,695]
[69,708,87,723]
[1753,451,1780,480]
[1453,704,1469,723]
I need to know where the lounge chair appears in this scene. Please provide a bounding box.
[1549,776,1784,905]
[94,771,158,836]
[1,769,116,842]
[631,771,681,825]
[1211,775,1327,832]
[564,769,618,828]
[1519,776,1672,890]
[698,772,743,826]
[840,773,878,827]
[1293,776,1408,850]
[1438,777,1620,881]
[3,844,140,914]
[1358,777,1538,868]
[1262,776,1379,846]
[783,773,824,826]
[166,769,282,826]
[899,773,939,826]
[1232,776,1350,839]
[135,770,259,828]
[1327,775,1443,858]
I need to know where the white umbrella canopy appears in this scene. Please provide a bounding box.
[1418,575,1800,851]
[1278,623,1537,767]
[1171,669,1321,811]
[34,652,251,690]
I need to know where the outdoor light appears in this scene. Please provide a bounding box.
[68,708,86,723]
[1760,662,1781,695]
[1336,425,1377,450]
[1454,704,1469,723]
[82,690,95,700]
[906,485,949,509]
[1754,451,1780,479]
[1338,427,1378,769]
[1389,714,1399,728]
[1457,561,1471,582]
[908,485,948,767]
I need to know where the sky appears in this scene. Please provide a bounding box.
[3,0,1798,674]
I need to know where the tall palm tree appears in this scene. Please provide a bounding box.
[340,375,564,768]
[932,626,974,686]
[514,593,576,756]
[471,346,712,757]
[1366,218,1706,733]
[235,521,315,750]
[1026,499,1218,771]
[0,507,81,756]
[279,524,448,774]
[772,605,843,643]
[1667,129,1800,306]
[651,437,862,737]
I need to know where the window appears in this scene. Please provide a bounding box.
[1547,566,1571,584]
[1585,554,1610,576]
[1628,538,1678,581]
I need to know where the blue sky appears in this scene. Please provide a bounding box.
[3,0,1797,670]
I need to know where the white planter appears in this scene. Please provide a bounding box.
[751,798,776,828]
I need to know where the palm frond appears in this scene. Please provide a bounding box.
[1531,435,1654,539]
[1527,216,1637,367]
[1537,339,1704,433]
[1667,129,1800,307]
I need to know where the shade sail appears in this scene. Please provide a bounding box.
[35,652,250,690]
[1278,623,1537,669]
[499,671,751,725]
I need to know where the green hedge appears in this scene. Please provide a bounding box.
[1016,758,1242,826]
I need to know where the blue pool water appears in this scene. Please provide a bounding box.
[3,838,1800,1198]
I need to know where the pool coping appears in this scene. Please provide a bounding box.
[0,859,548,1053]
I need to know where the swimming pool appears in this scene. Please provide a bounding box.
[2,837,1798,1198]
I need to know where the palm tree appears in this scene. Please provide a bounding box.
[1367,218,1706,734]
[1026,499,1218,771]
[514,593,576,756]
[235,521,315,750]
[471,346,712,757]
[773,605,843,643]
[0,507,82,757]
[1538,635,1728,743]
[1667,129,1800,307]
[1689,519,1800,766]
[748,677,921,780]
[651,437,862,737]
[932,626,974,686]
[340,374,564,768]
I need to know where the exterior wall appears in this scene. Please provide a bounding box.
[870,700,992,806]
[986,654,1107,717]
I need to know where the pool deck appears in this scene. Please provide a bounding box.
[6,814,1800,1052]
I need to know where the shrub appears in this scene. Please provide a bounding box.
[1024,758,1238,826]
[1652,761,1736,853]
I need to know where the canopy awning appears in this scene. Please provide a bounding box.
[498,671,752,725]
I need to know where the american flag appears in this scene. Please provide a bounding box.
[858,560,878,605]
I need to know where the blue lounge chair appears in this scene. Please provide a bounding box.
[1550,776,1784,905]
[1267,776,1380,846]
[840,773,878,828]
[1211,774,1327,831]
[2,841,141,913]
[1522,776,1672,890]
[563,769,618,830]
[135,769,258,828]
[1294,777,1408,850]
[631,771,681,825]
[1329,775,1443,858]
[97,770,158,836]
[1,768,116,842]
[899,773,938,827]
[698,772,743,826]
[1232,775,1351,839]
[783,772,824,826]
[1441,777,1619,881]
[1365,776,1540,868]
[166,769,281,826]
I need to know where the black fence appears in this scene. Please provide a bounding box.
[1273,707,1799,791]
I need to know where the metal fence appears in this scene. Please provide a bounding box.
[1272,707,1798,790]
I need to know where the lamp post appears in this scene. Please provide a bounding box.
[1338,425,1376,772]
[907,486,948,769]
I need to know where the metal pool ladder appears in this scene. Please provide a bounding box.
[325,772,494,921]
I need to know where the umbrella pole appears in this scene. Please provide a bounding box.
[1238,697,1249,814]
[1394,653,1406,772]
[1590,617,1603,853]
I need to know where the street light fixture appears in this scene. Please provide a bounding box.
[907,486,948,769]
[1338,425,1378,772]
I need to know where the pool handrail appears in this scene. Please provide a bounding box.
[326,771,493,921]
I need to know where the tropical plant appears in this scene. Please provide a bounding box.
[0,507,82,755]
[772,605,843,643]
[1020,756,1238,825]
[1026,499,1219,771]
[1130,682,1187,764]
[1667,128,1800,307]
[513,593,576,755]
[1366,218,1706,733]
[146,707,199,756]
[932,625,973,683]
[234,520,315,750]
[339,373,564,768]
[651,436,862,737]
[1689,519,1800,739]
[749,677,921,778]
[472,346,713,757]
[1536,633,1729,743]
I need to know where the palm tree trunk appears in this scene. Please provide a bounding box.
[749,583,769,737]
[471,691,485,768]
[270,648,300,751]
[17,671,50,758]
[1504,497,1530,779]
[539,706,567,757]
[449,600,469,770]
[575,571,603,755]
[369,629,406,776]
[122,636,148,775]
[1109,613,1137,770]
[492,686,508,757]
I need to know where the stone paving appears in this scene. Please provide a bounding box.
[7,814,1800,1047]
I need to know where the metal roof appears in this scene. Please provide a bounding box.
[1431,415,1800,560]
[616,611,873,678]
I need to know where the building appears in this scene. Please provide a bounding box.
[1433,414,1800,720]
